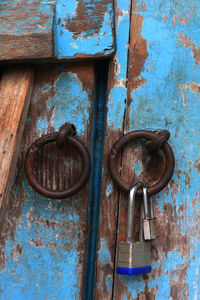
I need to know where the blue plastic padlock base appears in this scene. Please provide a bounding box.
[116,266,152,275]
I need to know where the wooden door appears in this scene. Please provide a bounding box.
[0,1,114,299]
[95,0,200,299]
[1,0,200,299]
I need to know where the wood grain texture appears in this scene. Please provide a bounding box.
[0,62,94,299]
[0,0,55,61]
[96,0,200,299]
[0,66,34,226]
[0,0,115,62]
[94,0,131,298]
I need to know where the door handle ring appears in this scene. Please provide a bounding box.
[25,123,91,199]
[108,130,175,197]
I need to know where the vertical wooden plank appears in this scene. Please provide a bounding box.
[0,66,34,226]
[94,0,131,298]
[96,0,200,299]
[0,62,94,299]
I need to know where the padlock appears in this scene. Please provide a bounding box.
[142,185,151,240]
[116,182,152,276]
[149,195,158,240]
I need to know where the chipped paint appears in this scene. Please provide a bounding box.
[47,72,90,134]
[0,0,55,35]
[1,182,82,299]
[99,238,111,265]
[107,86,126,130]
[178,33,200,65]
[0,0,55,60]
[54,0,115,58]
[36,119,47,133]
[106,182,113,197]
[106,275,113,291]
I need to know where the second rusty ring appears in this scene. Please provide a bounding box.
[108,130,175,197]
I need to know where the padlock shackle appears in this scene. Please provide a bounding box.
[143,185,150,218]
[126,182,143,243]
[139,203,144,243]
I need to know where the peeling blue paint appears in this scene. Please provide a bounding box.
[106,181,113,197]
[41,83,51,93]
[99,238,111,265]
[107,86,126,130]
[36,119,47,133]
[116,9,129,81]
[47,72,90,134]
[106,276,113,291]
[121,273,146,299]
[0,182,82,299]
[54,0,115,58]
[133,161,142,175]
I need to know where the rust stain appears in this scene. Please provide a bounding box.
[178,33,200,65]
[64,0,111,39]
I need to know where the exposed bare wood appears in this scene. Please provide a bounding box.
[0,66,34,225]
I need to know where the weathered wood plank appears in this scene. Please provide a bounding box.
[0,0,115,62]
[96,0,200,299]
[0,62,94,299]
[94,0,131,298]
[0,66,34,226]
[0,0,55,61]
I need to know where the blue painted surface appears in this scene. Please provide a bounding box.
[1,183,82,299]
[99,238,111,264]
[105,0,200,298]
[105,275,113,291]
[37,119,47,133]
[46,72,90,134]
[54,0,115,58]
[107,0,129,131]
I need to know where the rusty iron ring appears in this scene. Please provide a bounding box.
[108,130,175,197]
[25,132,91,199]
